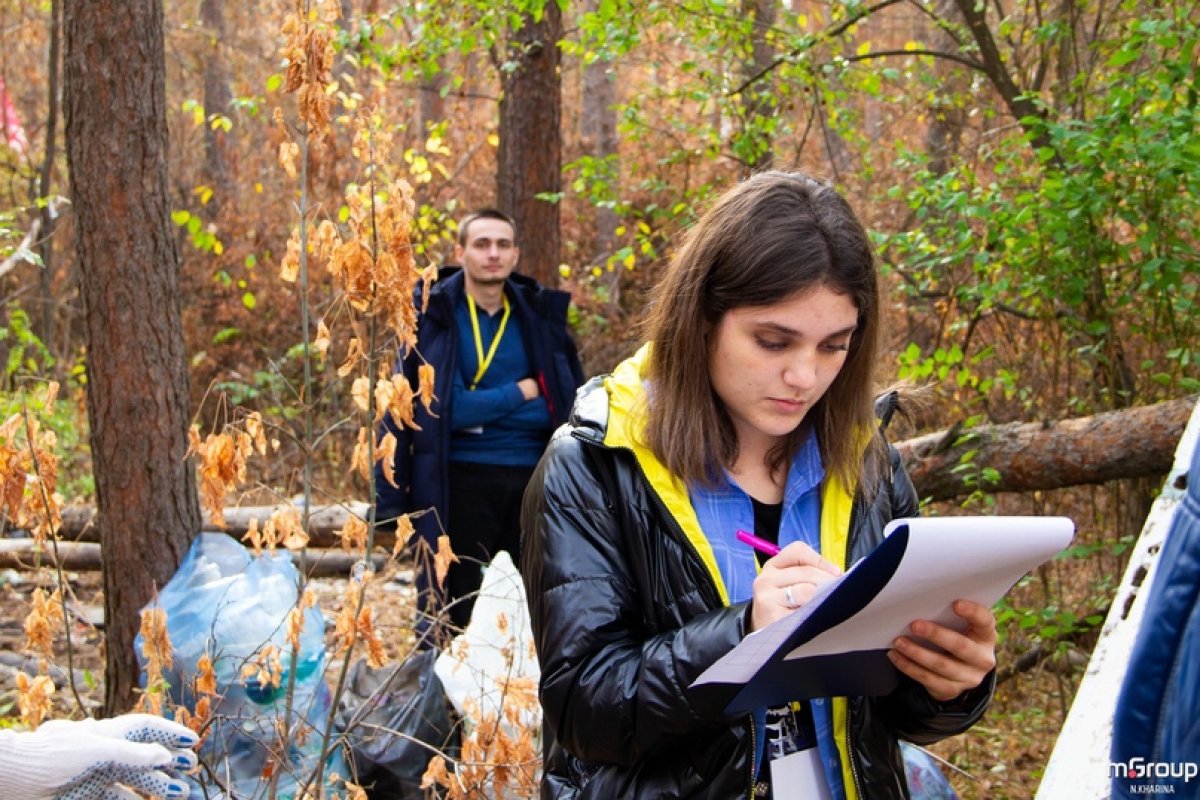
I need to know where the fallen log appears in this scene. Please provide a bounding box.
[0,651,94,691]
[0,538,389,578]
[57,501,388,551]
[896,394,1197,502]
[36,395,1200,538]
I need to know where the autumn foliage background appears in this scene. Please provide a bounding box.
[0,0,1196,797]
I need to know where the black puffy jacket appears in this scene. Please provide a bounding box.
[521,350,993,799]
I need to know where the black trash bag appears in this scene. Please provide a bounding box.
[335,649,458,798]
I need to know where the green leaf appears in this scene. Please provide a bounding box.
[1106,47,1141,68]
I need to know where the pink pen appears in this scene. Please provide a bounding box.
[736,529,780,557]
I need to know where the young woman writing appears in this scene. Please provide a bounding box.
[521,171,996,799]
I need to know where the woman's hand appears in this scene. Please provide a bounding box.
[887,599,998,702]
[749,542,843,633]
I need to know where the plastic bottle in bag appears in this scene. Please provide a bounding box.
[137,532,347,799]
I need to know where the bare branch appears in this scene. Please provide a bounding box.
[730,0,906,95]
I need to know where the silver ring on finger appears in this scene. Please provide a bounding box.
[784,584,797,609]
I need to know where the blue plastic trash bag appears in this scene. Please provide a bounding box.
[137,532,346,799]
[902,741,960,800]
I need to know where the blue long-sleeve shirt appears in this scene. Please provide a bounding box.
[448,297,552,466]
[690,432,848,800]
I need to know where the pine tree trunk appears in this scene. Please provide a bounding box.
[496,3,562,285]
[580,0,619,284]
[200,0,235,211]
[63,0,202,714]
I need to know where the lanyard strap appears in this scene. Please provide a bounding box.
[467,293,511,390]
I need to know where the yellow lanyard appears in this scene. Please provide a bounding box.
[467,294,511,390]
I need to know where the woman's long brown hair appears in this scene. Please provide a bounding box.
[640,171,886,495]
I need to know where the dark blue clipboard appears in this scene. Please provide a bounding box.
[720,525,910,713]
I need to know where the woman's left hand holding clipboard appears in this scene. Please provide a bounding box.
[887,600,998,702]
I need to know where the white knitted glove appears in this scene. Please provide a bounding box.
[0,714,198,800]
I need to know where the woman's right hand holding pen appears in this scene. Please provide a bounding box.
[749,542,843,633]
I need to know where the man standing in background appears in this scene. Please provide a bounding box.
[377,208,584,644]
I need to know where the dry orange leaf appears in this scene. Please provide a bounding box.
[376,432,398,488]
[392,513,415,558]
[433,534,459,589]
[417,364,438,415]
[16,672,55,728]
[337,514,368,552]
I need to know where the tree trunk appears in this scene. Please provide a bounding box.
[38,0,62,353]
[64,0,202,714]
[580,0,619,298]
[896,395,1197,502]
[199,0,234,211]
[496,2,562,286]
[951,0,1056,160]
[420,76,446,136]
[923,0,967,176]
[740,0,776,171]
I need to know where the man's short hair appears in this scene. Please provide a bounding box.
[457,208,517,246]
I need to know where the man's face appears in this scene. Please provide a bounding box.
[455,217,519,290]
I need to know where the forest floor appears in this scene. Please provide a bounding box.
[0,558,1088,800]
[0,562,421,718]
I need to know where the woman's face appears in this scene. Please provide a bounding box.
[708,284,858,458]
